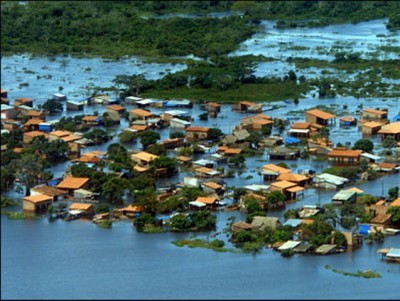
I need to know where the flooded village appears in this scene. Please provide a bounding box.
[1,6,400,299]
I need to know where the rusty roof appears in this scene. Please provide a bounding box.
[370,213,392,224]
[130,125,148,131]
[306,109,336,120]
[61,135,81,142]
[57,177,90,189]
[24,131,48,138]
[69,203,93,211]
[263,164,291,174]
[291,122,311,129]
[196,196,217,205]
[271,180,297,189]
[224,148,242,155]
[117,204,144,213]
[378,162,398,169]
[186,126,210,132]
[130,108,154,117]
[26,110,43,117]
[363,108,388,115]
[195,167,215,174]
[50,130,72,137]
[82,116,98,121]
[176,155,191,162]
[24,119,43,126]
[362,121,382,128]
[277,173,309,182]
[106,104,126,111]
[328,148,362,158]
[340,116,356,122]
[31,186,67,196]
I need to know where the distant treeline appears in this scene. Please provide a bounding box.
[1,1,399,58]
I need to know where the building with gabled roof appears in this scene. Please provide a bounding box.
[57,177,90,195]
[306,109,335,126]
[378,121,400,141]
[185,126,210,142]
[131,151,159,166]
[362,108,388,122]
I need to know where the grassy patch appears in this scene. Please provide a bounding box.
[1,210,38,220]
[325,265,381,279]
[143,224,165,233]
[172,239,240,253]
[141,82,311,103]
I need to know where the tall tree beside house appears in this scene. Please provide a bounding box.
[1,167,16,192]
[150,155,177,174]
[382,136,397,151]
[8,154,52,196]
[387,206,400,223]
[209,127,224,140]
[353,138,374,153]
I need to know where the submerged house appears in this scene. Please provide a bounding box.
[327,148,362,165]
[362,108,388,122]
[262,164,291,181]
[23,194,53,213]
[378,121,400,141]
[57,177,90,196]
[305,109,335,126]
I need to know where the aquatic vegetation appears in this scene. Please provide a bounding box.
[325,265,382,279]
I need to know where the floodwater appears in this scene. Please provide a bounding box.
[1,18,400,300]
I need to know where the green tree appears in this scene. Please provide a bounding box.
[102,177,129,205]
[9,154,52,196]
[151,155,177,174]
[96,203,110,214]
[387,206,400,223]
[140,131,160,149]
[209,127,224,140]
[266,191,286,204]
[388,186,399,200]
[382,136,397,150]
[353,138,374,153]
[245,131,263,148]
[41,99,63,114]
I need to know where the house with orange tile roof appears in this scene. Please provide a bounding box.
[270,180,304,200]
[305,109,336,126]
[57,177,90,195]
[23,118,43,132]
[128,124,148,133]
[129,108,154,121]
[31,185,68,202]
[69,203,95,216]
[362,108,388,122]
[327,148,362,165]
[48,130,72,141]
[81,115,102,126]
[276,173,311,187]
[131,151,159,167]
[185,126,210,142]
[202,181,224,195]
[115,205,144,218]
[205,102,221,113]
[26,110,45,120]
[23,194,53,213]
[362,121,382,135]
[1,104,17,120]
[288,122,312,137]
[159,137,184,149]
[176,155,192,165]
[378,121,400,141]
[195,166,220,178]
[262,164,291,181]
[195,196,218,208]
[23,130,48,144]
[233,101,262,113]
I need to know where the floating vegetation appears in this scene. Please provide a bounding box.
[172,238,239,253]
[325,265,381,279]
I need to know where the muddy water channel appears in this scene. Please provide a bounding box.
[1,18,400,300]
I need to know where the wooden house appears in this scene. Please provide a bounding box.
[205,102,221,113]
[305,109,335,126]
